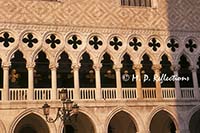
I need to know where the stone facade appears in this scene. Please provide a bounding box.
[0,0,199,133]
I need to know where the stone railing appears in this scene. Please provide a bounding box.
[142,88,156,99]
[122,88,137,99]
[0,87,198,101]
[102,88,117,99]
[34,88,51,100]
[9,88,28,100]
[162,88,176,99]
[80,88,96,100]
[181,88,194,99]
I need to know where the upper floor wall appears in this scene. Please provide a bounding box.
[0,0,199,31]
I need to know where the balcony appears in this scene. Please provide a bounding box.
[0,87,197,101]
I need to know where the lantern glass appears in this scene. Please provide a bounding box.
[72,104,79,114]
[64,99,73,111]
[42,103,50,116]
[59,89,67,101]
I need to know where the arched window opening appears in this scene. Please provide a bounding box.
[57,52,73,88]
[141,54,155,87]
[121,53,136,88]
[189,109,200,133]
[108,111,137,133]
[101,53,116,88]
[160,54,175,87]
[150,110,176,133]
[79,52,95,88]
[178,55,193,88]
[10,50,27,88]
[14,113,49,133]
[34,51,51,88]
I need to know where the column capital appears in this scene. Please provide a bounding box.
[49,63,58,70]
[189,65,198,72]
[26,63,35,69]
[113,64,122,70]
[171,64,180,71]
[93,64,102,71]
[133,64,142,70]
[152,64,161,71]
[2,62,10,69]
[72,64,80,71]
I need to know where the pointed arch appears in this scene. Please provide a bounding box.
[105,107,143,133]
[9,50,28,88]
[160,54,175,87]
[79,52,95,88]
[121,53,136,88]
[176,51,194,65]
[148,106,181,133]
[158,52,173,65]
[34,51,51,88]
[57,51,73,88]
[100,52,116,88]
[178,54,193,88]
[58,109,99,133]
[188,105,200,133]
[99,50,115,66]
[138,51,155,64]
[141,53,155,87]
[9,108,56,133]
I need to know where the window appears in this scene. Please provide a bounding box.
[121,0,152,7]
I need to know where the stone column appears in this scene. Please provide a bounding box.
[94,64,102,100]
[114,64,122,99]
[3,65,9,101]
[27,65,34,100]
[190,65,200,99]
[72,64,80,99]
[152,64,162,99]
[51,66,57,100]
[172,65,181,99]
[133,64,143,99]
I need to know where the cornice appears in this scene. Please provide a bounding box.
[0,23,199,37]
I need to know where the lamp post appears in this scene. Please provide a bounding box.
[42,89,79,133]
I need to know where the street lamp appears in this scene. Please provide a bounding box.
[42,89,79,133]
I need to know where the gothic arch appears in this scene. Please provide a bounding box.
[99,50,116,66]
[187,105,200,128]
[78,50,95,65]
[147,106,183,132]
[105,107,144,133]
[9,108,57,133]
[138,51,155,65]
[58,109,100,133]
[32,49,51,67]
[158,52,174,65]
[55,50,73,66]
[7,49,27,64]
[176,51,194,66]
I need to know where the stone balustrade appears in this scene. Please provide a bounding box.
[0,87,197,101]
